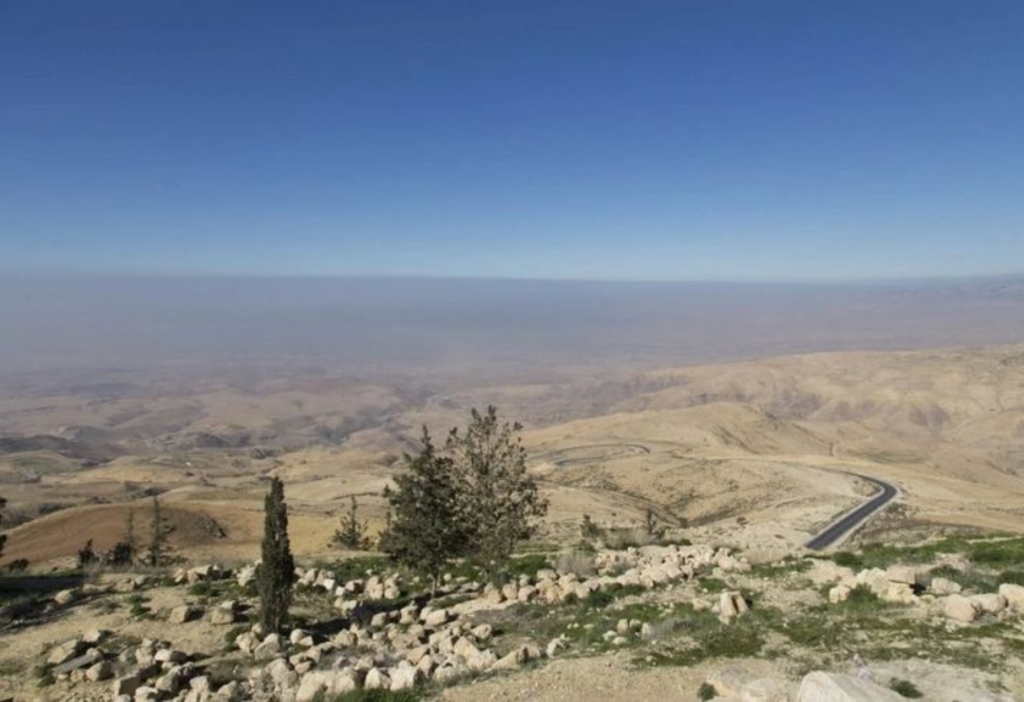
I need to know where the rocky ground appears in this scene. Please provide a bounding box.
[2,532,1024,701]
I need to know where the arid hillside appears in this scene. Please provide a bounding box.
[2,345,1024,569]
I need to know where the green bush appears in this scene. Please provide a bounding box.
[698,682,718,700]
[700,577,728,593]
[832,551,862,568]
[889,678,923,698]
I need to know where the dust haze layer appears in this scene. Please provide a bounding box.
[2,274,1024,378]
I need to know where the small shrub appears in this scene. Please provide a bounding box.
[77,539,98,569]
[832,551,862,568]
[31,663,54,688]
[189,581,214,597]
[840,584,883,611]
[642,617,683,641]
[580,514,603,540]
[502,553,549,581]
[556,550,596,577]
[999,570,1024,586]
[0,659,23,676]
[889,678,923,698]
[582,589,613,609]
[5,558,29,573]
[698,682,718,700]
[700,577,728,594]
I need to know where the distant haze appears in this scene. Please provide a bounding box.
[1,275,1023,379]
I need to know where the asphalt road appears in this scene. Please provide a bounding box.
[805,473,899,550]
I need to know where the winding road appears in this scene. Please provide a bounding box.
[805,473,899,550]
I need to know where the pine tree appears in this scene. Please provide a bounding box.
[383,428,469,596]
[77,539,98,568]
[258,477,295,633]
[447,406,548,581]
[333,495,371,550]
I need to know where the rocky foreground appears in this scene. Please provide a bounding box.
[5,536,1024,701]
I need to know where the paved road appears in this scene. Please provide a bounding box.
[805,473,899,550]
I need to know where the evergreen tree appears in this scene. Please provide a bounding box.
[258,477,295,633]
[333,495,371,550]
[644,508,665,540]
[446,406,548,580]
[77,539,98,568]
[383,428,469,595]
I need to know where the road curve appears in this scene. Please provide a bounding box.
[805,473,899,550]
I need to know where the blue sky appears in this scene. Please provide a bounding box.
[2,0,1022,281]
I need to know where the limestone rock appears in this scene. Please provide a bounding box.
[390,661,424,690]
[999,583,1024,612]
[169,605,202,624]
[364,667,391,690]
[943,594,979,623]
[113,674,142,697]
[970,592,1007,614]
[86,660,114,682]
[930,577,961,596]
[47,639,84,666]
[797,671,903,701]
[53,589,77,606]
[829,584,851,604]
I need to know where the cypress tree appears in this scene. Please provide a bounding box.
[0,496,7,561]
[147,495,168,567]
[258,477,295,633]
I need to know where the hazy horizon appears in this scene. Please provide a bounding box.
[3,273,1023,378]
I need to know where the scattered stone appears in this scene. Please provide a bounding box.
[86,660,114,682]
[797,671,903,701]
[169,605,202,624]
[210,607,240,625]
[943,594,979,623]
[999,583,1024,613]
[829,584,851,604]
[53,648,102,675]
[53,589,77,606]
[364,667,391,690]
[930,577,961,596]
[113,674,142,697]
[47,639,84,666]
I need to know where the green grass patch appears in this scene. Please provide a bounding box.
[999,570,1024,586]
[503,554,550,581]
[748,557,813,578]
[828,535,1024,571]
[927,565,996,593]
[312,556,393,584]
[699,577,728,594]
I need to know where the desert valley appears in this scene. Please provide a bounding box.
[2,335,1024,701]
